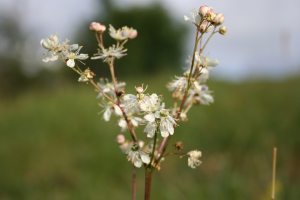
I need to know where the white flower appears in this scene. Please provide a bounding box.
[193,52,218,69]
[101,104,123,122]
[200,56,219,68]
[91,45,127,62]
[97,79,126,98]
[198,68,210,83]
[194,83,214,105]
[64,46,88,68]
[187,150,202,169]
[139,94,160,112]
[40,35,60,51]
[41,35,62,63]
[167,76,187,93]
[121,94,139,114]
[127,145,150,168]
[143,108,176,138]
[184,9,201,25]
[41,35,88,67]
[159,109,176,137]
[109,25,137,41]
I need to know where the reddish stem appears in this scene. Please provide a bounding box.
[144,169,153,200]
[132,167,137,200]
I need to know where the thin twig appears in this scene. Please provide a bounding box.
[107,58,138,143]
[271,147,277,200]
[154,28,201,166]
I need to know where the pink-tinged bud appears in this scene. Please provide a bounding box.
[219,26,227,35]
[135,86,144,93]
[198,21,209,33]
[128,29,138,39]
[135,84,147,93]
[213,13,224,25]
[199,5,210,16]
[116,134,125,144]
[89,22,106,32]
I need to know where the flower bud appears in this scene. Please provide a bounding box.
[213,13,224,25]
[135,85,146,93]
[128,29,138,39]
[207,11,216,22]
[116,134,125,144]
[199,5,210,16]
[219,26,227,35]
[89,22,106,32]
[198,21,209,33]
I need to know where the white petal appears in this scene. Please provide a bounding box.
[144,122,157,138]
[103,108,112,121]
[144,113,155,122]
[160,130,169,138]
[42,55,58,62]
[118,119,127,131]
[134,159,143,168]
[69,44,79,51]
[77,54,89,60]
[140,153,150,164]
[66,59,75,68]
[114,105,123,116]
[166,121,174,135]
[131,118,139,127]
[184,15,190,21]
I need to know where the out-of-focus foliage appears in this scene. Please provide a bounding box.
[76,1,187,78]
[0,11,27,96]
[0,74,300,199]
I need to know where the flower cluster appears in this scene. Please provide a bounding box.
[41,5,227,172]
[41,35,88,68]
[184,5,227,35]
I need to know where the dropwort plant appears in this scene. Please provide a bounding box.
[41,5,227,200]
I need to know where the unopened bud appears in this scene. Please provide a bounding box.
[116,134,125,144]
[199,5,210,16]
[207,11,216,22]
[198,21,209,33]
[213,13,224,25]
[128,29,138,39]
[219,26,227,35]
[89,22,106,32]
[135,85,147,93]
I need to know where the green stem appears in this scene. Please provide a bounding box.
[200,27,216,54]
[149,130,158,168]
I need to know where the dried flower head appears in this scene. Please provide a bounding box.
[219,26,227,35]
[187,150,202,169]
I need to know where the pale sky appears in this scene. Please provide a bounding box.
[1,0,300,80]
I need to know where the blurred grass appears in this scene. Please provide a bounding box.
[0,74,300,199]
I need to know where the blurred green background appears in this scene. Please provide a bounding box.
[0,0,300,199]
